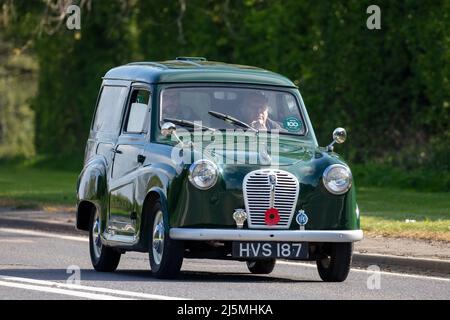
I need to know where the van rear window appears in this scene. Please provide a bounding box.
[92,86,128,134]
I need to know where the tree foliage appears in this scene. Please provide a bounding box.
[0,40,37,158]
[1,0,449,172]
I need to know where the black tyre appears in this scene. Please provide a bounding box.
[316,243,353,282]
[89,209,121,272]
[148,201,184,279]
[246,259,276,274]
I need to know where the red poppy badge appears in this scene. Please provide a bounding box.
[264,207,280,225]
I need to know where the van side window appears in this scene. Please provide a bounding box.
[124,89,150,133]
[92,86,128,134]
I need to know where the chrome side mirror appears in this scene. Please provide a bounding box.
[333,127,347,144]
[327,127,347,152]
[161,122,177,137]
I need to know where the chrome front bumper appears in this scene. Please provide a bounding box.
[169,228,363,242]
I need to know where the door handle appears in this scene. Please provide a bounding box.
[111,148,122,154]
[137,154,146,164]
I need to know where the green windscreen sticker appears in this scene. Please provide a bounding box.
[283,116,302,132]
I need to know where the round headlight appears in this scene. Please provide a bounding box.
[188,159,219,190]
[322,164,352,195]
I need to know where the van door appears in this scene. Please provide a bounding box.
[108,86,151,236]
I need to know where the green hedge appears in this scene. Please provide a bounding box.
[2,0,449,174]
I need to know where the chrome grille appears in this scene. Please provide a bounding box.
[243,169,299,229]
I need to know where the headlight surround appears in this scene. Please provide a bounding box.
[322,164,352,195]
[188,159,219,190]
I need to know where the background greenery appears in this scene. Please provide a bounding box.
[1,0,449,190]
[0,0,449,240]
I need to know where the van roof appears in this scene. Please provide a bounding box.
[103,58,297,88]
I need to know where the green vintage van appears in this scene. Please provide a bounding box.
[76,57,362,281]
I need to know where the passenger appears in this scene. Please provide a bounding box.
[161,90,198,121]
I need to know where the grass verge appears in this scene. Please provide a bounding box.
[0,162,78,210]
[0,161,449,241]
[358,187,450,241]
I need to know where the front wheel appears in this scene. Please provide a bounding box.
[246,259,276,274]
[89,209,121,272]
[148,201,184,279]
[316,243,353,282]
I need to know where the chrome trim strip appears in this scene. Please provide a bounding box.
[170,228,363,242]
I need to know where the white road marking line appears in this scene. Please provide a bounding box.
[0,228,88,242]
[0,275,189,300]
[0,229,189,299]
[277,261,450,282]
[0,280,131,300]
[1,239,34,243]
[3,227,448,284]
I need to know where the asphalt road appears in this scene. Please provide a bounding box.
[0,227,449,300]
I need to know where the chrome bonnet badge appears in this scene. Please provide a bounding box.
[269,174,277,186]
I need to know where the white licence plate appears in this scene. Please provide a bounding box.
[232,242,309,259]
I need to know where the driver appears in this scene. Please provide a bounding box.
[242,92,281,130]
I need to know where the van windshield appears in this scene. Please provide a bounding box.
[160,87,306,135]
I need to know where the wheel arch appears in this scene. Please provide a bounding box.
[76,157,108,231]
[138,187,169,250]
[76,200,97,231]
[77,158,108,200]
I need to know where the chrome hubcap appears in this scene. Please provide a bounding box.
[92,212,102,258]
[152,211,164,265]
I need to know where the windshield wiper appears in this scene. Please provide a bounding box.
[208,111,258,133]
[163,118,216,132]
